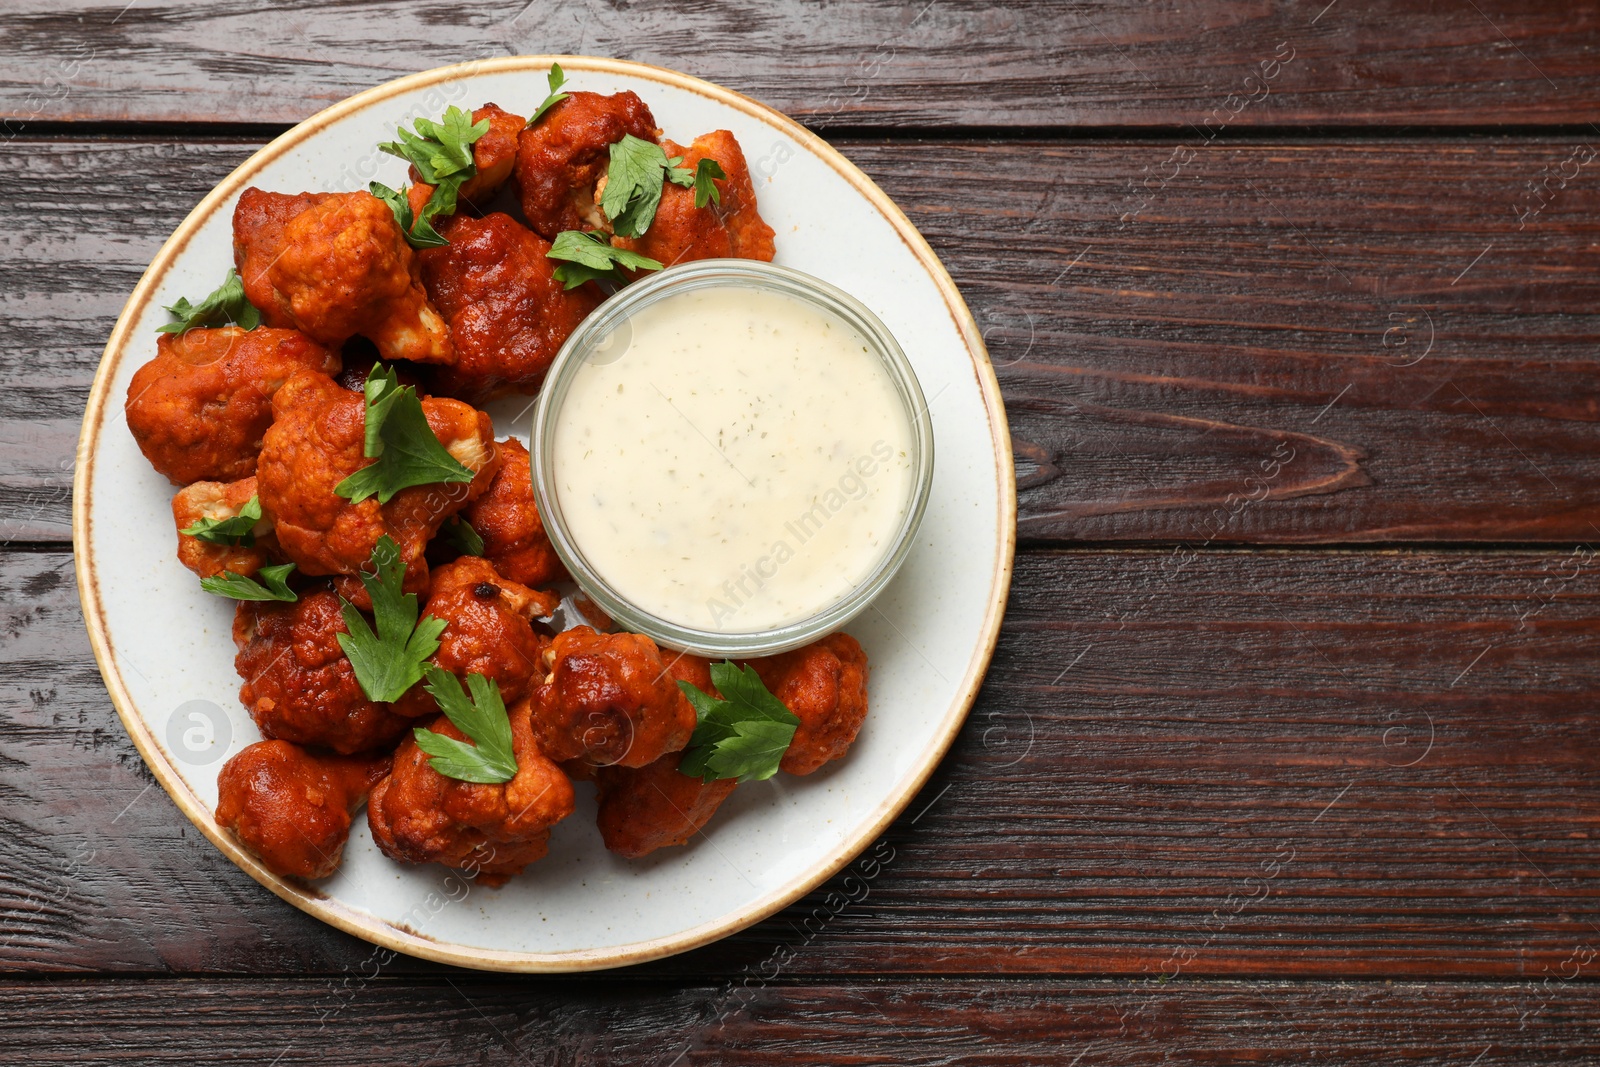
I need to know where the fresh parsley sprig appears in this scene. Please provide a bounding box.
[439,515,485,556]
[597,136,729,236]
[546,230,663,289]
[691,158,726,208]
[413,667,519,783]
[381,105,487,186]
[334,364,475,505]
[336,535,446,703]
[370,180,449,249]
[200,563,298,603]
[376,105,489,249]
[677,662,800,783]
[600,134,684,238]
[157,268,261,335]
[526,63,569,127]
[181,494,263,546]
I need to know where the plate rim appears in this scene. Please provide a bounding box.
[72,54,1017,972]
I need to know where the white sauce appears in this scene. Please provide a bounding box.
[552,286,915,633]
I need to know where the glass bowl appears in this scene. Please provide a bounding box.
[530,259,935,657]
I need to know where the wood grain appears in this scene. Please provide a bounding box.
[6,137,1600,543]
[1,977,1598,1064]
[6,547,1597,977]
[2,1,1599,129]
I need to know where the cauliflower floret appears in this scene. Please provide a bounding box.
[751,633,869,775]
[232,587,413,755]
[459,438,568,589]
[125,326,339,485]
[418,213,602,402]
[171,475,277,579]
[255,370,499,599]
[595,750,738,859]
[611,129,776,269]
[392,556,559,718]
[367,699,574,885]
[528,625,696,769]
[233,188,453,365]
[216,739,390,879]
[593,650,736,858]
[514,91,658,240]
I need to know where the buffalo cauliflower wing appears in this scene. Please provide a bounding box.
[752,633,870,776]
[216,739,390,879]
[595,750,738,859]
[593,651,736,857]
[233,188,453,364]
[367,699,574,885]
[514,91,658,239]
[529,625,695,769]
[255,370,499,599]
[392,556,559,718]
[419,213,602,402]
[172,475,277,579]
[459,438,568,589]
[125,326,339,485]
[233,587,413,755]
[611,129,775,268]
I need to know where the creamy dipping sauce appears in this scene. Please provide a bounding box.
[551,286,915,633]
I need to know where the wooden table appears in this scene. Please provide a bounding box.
[3,2,1598,1061]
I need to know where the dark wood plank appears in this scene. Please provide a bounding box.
[6,137,1600,543]
[6,546,1598,977]
[932,138,1600,543]
[2,977,1599,1064]
[3,1,1600,129]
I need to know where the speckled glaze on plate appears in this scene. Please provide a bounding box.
[74,56,1015,972]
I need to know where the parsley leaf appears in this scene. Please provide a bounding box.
[336,535,447,702]
[665,154,695,188]
[380,105,488,186]
[527,63,569,127]
[692,158,727,208]
[334,364,475,505]
[200,563,298,602]
[377,105,489,249]
[439,515,485,556]
[601,134,682,238]
[157,268,262,335]
[677,662,800,783]
[546,229,663,289]
[181,494,263,546]
[412,667,519,783]
[370,180,449,250]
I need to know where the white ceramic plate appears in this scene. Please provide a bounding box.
[75,57,1015,971]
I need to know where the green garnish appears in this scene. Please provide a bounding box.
[370,180,448,250]
[439,515,485,556]
[412,667,518,784]
[601,134,688,238]
[381,104,488,187]
[181,494,263,546]
[526,63,569,127]
[376,105,489,248]
[336,535,447,702]
[691,158,726,209]
[665,155,695,188]
[157,268,261,335]
[677,662,800,783]
[200,563,298,603]
[545,229,663,289]
[334,364,475,505]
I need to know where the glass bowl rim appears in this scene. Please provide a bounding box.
[529,258,936,657]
